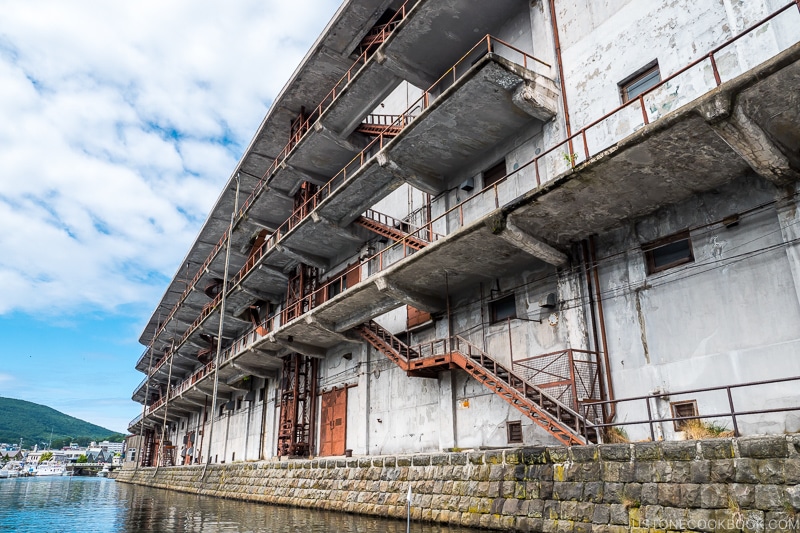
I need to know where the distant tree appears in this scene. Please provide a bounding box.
[1,455,8,465]
[106,433,126,443]
[38,451,53,462]
[76,455,88,464]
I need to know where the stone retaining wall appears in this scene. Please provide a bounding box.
[115,435,800,532]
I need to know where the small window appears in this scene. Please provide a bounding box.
[620,61,661,102]
[259,387,266,402]
[507,421,523,443]
[483,160,506,188]
[236,398,243,410]
[644,231,694,274]
[219,404,224,417]
[671,400,698,431]
[490,294,516,323]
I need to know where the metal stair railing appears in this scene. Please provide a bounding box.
[356,321,595,445]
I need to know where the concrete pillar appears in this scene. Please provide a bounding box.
[437,371,457,450]
[777,184,800,308]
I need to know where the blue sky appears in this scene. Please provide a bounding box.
[0,0,341,434]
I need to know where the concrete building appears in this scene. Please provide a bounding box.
[128,0,800,466]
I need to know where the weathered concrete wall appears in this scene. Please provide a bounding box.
[116,435,800,532]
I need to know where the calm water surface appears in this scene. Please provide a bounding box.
[0,477,484,533]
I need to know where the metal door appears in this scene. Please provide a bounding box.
[319,387,347,456]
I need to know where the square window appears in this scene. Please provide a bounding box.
[507,421,523,443]
[620,61,661,103]
[483,160,506,188]
[490,294,516,323]
[644,231,694,274]
[671,400,698,431]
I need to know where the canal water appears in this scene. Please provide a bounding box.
[0,477,484,532]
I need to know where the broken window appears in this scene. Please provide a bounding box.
[507,421,523,443]
[620,61,661,103]
[643,230,694,274]
[483,160,506,188]
[490,294,516,323]
[671,400,698,431]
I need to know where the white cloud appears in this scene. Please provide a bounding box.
[0,0,341,317]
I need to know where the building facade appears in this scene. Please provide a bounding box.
[128,0,800,466]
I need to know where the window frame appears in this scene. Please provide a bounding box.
[619,61,661,103]
[489,293,517,324]
[507,421,523,444]
[671,399,699,431]
[643,230,694,274]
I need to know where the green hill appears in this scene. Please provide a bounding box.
[0,397,123,448]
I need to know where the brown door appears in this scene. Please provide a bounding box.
[319,388,347,456]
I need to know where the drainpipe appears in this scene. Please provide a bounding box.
[202,176,240,476]
[156,337,176,471]
[259,379,269,460]
[589,236,615,422]
[547,0,574,155]
[137,336,157,468]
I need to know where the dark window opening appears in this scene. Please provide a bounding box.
[259,387,266,403]
[671,400,698,431]
[490,294,516,323]
[219,405,224,417]
[507,421,523,443]
[620,61,661,103]
[644,231,694,274]
[483,160,506,188]
[236,397,243,411]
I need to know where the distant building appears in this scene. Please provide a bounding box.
[129,0,800,466]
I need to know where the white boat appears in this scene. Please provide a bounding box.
[0,469,8,479]
[34,461,66,477]
[97,465,110,478]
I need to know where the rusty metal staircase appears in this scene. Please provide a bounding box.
[356,321,597,446]
[354,209,429,251]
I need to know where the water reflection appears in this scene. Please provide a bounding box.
[1,477,482,533]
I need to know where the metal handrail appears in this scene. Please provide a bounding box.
[582,375,800,442]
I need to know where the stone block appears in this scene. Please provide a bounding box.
[485,450,504,465]
[468,452,484,465]
[540,480,554,500]
[527,498,544,518]
[592,503,611,524]
[765,511,800,533]
[598,444,631,462]
[730,483,755,508]
[571,445,599,463]
[691,460,712,483]
[738,436,788,459]
[679,483,701,507]
[573,522,592,533]
[450,452,467,466]
[735,458,760,484]
[602,482,624,504]
[710,459,736,483]
[521,446,550,465]
[396,456,411,467]
[543,500,560,520]
[700,483,730,509]
[754,485,785,511]
[515,516,543,532]
[662,440,698,461]
[657,483,681,507]
[700,439,734,460]
[548,446,570,463]
[554,482,585,501]
[601,462,633,483]
[530,464,554,481]
[633,442,661,461]
[584,481,604,503]
[641,483,659,505]
[505,449,521,465]
[560,501,579,520]
[633,461,656,483]
[756,459,785,484]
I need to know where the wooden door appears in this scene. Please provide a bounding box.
[319,388,347,456]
